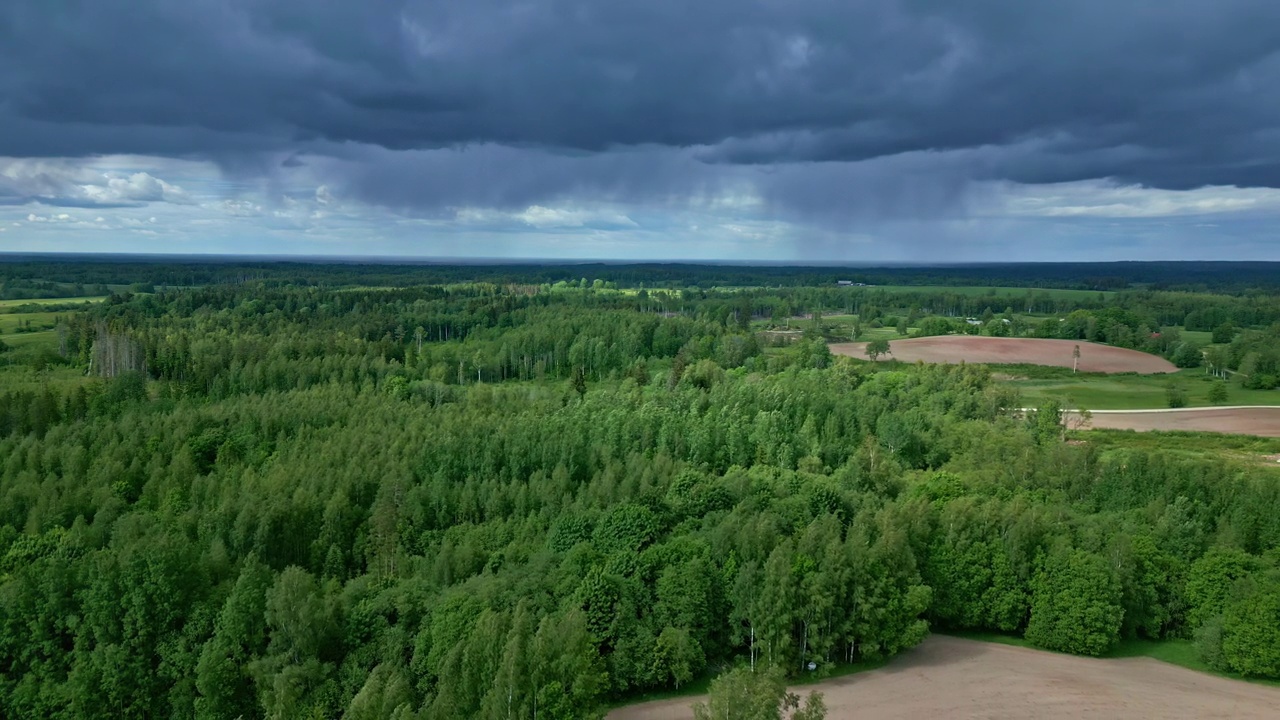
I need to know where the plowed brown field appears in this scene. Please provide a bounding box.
[830,336,1176,374]
[607,636,1280,720]
[1079,407,1280,437]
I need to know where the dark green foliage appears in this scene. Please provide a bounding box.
[1211,322,1237,344]
[1171,342,1203,368]
[1,275,1280,720]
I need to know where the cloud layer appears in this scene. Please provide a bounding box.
[1,1,1279,259]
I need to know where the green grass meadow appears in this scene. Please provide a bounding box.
[0,296,105,354]
[1010,369,1277,410]
[0,296,108,309]
[859,285,1115,301]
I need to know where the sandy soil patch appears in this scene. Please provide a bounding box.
[607,635,1280,720]
[1079,407,1280,437]
[830,336,1176,374]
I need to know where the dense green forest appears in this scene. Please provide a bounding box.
[1,264,1279,719]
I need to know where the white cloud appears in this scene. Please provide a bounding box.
[27,212,76,223]
[519,205,591,228]
[453,204,639,229]
[0,158,194,206]
[79,172,192,205]
[213,199,263,216]
[1000,181,1280,218]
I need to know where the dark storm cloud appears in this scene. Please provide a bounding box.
[2,0,1279,195]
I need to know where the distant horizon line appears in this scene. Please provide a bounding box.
[1,252,1275,268]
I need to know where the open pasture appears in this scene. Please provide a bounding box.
[831,336,1176,374]
[1012,370,1275,410]
[0,296,107,309]
[855,285,1115,301]
[0,310,64,333]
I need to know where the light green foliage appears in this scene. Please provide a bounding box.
[865,339,890,361]
[1029,400,1063,443]
[1025,548,1124,656]
[1185,548,1255,630]
[196,558,272,720]
[653,626,702,689]
[692,667,825,720]
[347,664,414,720]
[1220,574,1280,677]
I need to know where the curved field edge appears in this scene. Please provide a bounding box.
[1069,407,1280,438]
[607,635,1280,720]
[603,654,893,712]
[948,631,1280,688]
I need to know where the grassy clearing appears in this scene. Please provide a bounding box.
[1173,328,1215,346]
[946,632,1280,688]
[1,330,58,350]
[851,326,911,342]
[0,365,91,393]
[859,285,1115,301]
[0,297,101,356]
[0,310,65,333]
[0,311,65,353]
[1010,369,1277,410]
[1109,639,1280,688]
[1078,428,1280,458]
[754,313,915,344]
[0,296,107,309]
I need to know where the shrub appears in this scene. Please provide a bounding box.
[1208,381,1228,404]
[1194,615,1229,671]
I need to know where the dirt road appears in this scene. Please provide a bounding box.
[607,635,1280,720]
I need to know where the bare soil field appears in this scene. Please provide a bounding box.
[830,336,1176,374]
[607,636,1280,720]
[1079,407,1280,438]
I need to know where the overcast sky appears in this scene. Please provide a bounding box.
[2,1,1279,261]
